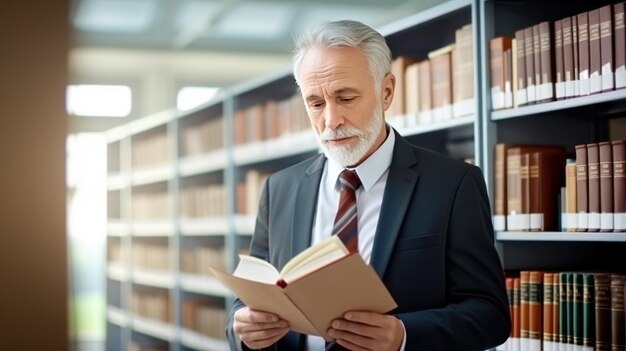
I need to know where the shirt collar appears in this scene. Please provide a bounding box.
[326,125,395,192]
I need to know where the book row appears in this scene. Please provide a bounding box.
[387,24,475,129]
[131,131,171,169]
[180,184,228,218]
[490,1,626,111]
[131,290,171,323]
[133,242,170,271]
[492,140,626,232]
[181,247,226,276]
[181,116,224,157]
[500,271,625,351]
[182,300,227,340]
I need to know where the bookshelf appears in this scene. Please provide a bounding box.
[105,0,626,350]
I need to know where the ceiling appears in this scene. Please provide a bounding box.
[70,0,439,55]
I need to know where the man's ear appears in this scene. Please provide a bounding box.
[382,73,395,111]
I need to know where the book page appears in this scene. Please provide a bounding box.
[280,235,348,282]
[233,255,280,284]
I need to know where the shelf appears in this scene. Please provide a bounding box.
[180,329,229,351]
[378,0,471,36]
[233,130,318,166]
[108,263,130,281]
[132,220,174,237]
[131,164,173,186]
[399,115,475,137]
[233,215,255,235]
[497,231,626,242]
[132,268,175,288]
[180,218,228,236]
[178,151,228,177]
[107,172,130,190]
[107,305,130,327]
[132,315,176,341]
[491,89,626,121]
[128,109,175,136]
[108,221,130,237]
[179,273,231,297]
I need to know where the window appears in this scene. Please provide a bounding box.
[67,84,132,117]
[177,86,220,111]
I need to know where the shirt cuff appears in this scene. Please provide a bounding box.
[398,319,407,351]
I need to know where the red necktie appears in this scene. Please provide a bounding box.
[333,170,361,253]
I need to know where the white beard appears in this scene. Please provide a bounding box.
[317,108,384,167]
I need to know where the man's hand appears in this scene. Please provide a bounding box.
[327,311,404,351]
[233,307,289,349]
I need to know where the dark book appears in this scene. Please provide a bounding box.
[529,148,566,231]
[529,271,543,350]
[533,24,542,102]
[555,19,566,99]
[599,141,614,232]
[573,15,580,97]
[490,37,513,110]
[578,12,591,96]
[611,274,625,351]
[521,271,531,350]
[590,9,603,94]
[516,29,528,105]
[573,272,584,350]
[587,143,601,232]
[595,273,612,351]
[563,17,576,98]
[552,273,561,350]
[615,2,626,89]
[583,273,596,349]
[559,272,571,348]
[539,21,554,101]
[600,5,615,92]
[524,26,536,103]
[513,277,521,349]
[613,140,626,232]
[544,272,556,350]
[567,272,574,347]
[576,144,589,231]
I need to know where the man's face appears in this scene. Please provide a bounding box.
[297,45,394,167]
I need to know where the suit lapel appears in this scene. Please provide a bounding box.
[291,154,326,258]
[370,133,420,278]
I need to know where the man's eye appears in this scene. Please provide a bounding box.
[309,102,324,109]
[339,97,356,103]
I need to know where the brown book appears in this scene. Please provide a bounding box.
[453,24,475,118]
[555,19,566,99]
[578,12,591,96]
[600,5,615,92]
[506,276,514,332]
[573,15,580,97]
[504,48,513,108]
[611,274,625,351]
[615,2,626,89]
[576,144,589,231]
[544,272,555,350]
[491,36,511,109]
[516,29,528,105]
[529,271,543,350]
[565,159,578,231]
[264,100,279,140]
[429,46,453,122]
[524,26,537,103]
[388,56,419,119]
[590,9,603,94]
[539,21,554,102]
[210,235,397,340]
[520,152,531,231]
[599,141,614,231]
[513,277,521,348]
[494,143,519,231]
[521,271,531,349]
[418,59,432,124]
[613,140,626,231]
[404,61,421,125]
[563,16,576,98]
[247,103,265,143]
[587,143,601,232]
[234,109,247,145]
[529,148,566,231]
[595,273,612,351]
[533,24,542,102]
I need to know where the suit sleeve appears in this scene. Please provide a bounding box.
[398,166,511,350]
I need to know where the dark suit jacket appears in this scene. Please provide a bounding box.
[227,131,511,350]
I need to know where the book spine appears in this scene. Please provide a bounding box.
[545,272,555,351]
[613,140,626,231]
[507,148,523,231]
[615,2,626,89]
[573,273,584,351]
[587,143,601,232]
[540,21,555,101]
[590,9,603,94]
[525,26,537,103]
[504,48,513,108]
[573,15,580,97]
[599,141,614,231]
[555,19,566,99]
[611,274,625,351]
[582,273,595,351]
[494,144,508,231]
[600,5,615,92]
[513,277,522,351]
[516,29,528,105]
[529,271,544,351]
[563,17,575,98]
[418,60,432,124]
[520,152,531,231]
[576,144,589,231]
[529,152,541,231]
[567,272,574,349]
[491,37,507,110]
[595,273,612,351]
[430,52,452,122]
[522,271,531,351]
[553,273,561,351]
[533,24,543,102]
[566,160,579,231]
[578,12,591,96]
[560,272,569,349]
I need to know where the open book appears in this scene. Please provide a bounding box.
[210,235,397,340]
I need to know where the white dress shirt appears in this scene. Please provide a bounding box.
[306,129,406,351]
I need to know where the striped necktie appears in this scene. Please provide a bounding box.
[333,169,361,253]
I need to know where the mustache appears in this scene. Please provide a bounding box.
[320,127,364,142]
